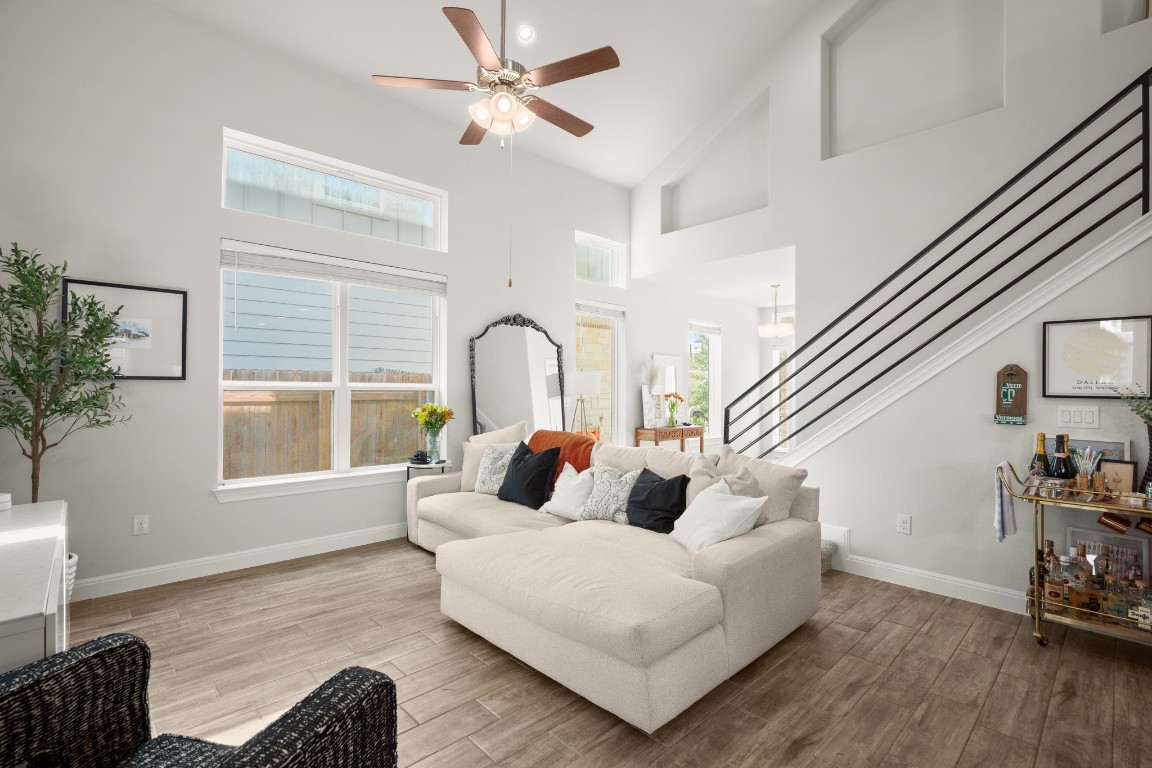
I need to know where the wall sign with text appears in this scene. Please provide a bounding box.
[995,364,1028,425]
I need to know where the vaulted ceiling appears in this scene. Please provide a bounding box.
[146,0,814,188]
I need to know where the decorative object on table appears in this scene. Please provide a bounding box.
[758,283,794,338]
[1070,445,1104,491]
[993,364,1028,425]
[1042,316,1151,397]
[409,450,431,465]
[411,402,453,464]
[664,391,684,427]
[0,245,131,502]
[1098,458,1138,495]
[470,313,564,435]
[62,277,188,380]
[1111,384,1152,494]
[569,370,601,437]
[640,361,661,429]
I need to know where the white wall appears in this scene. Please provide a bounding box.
[0,0,762,590]
[630,0,1152,604]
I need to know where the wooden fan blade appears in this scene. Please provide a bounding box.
[443,7,502,72]
[523,97,593,137]
[372,75,473,91]
[460,120,487,145]
[526,46,620,87]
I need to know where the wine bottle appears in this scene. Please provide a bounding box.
[1051,434,1073,481]
[1029,432,1051,477]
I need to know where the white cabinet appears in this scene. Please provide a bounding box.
[0,500,68,673]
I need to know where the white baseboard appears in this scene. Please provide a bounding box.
[71,523,408,601]
[820,523,1025,614]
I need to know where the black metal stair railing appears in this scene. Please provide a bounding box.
[724,66,1152,458]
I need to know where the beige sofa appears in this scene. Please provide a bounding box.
[405,441,820,733]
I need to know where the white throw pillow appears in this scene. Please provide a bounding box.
[470,421,529,445]
[461,441,515,492]
[580,467,641,525]
[474,443,518,496]
[540,462,595,520]
[671,479,763,553]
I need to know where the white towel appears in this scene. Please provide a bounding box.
[994,461,1016,542]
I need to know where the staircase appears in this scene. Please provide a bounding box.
[724,66,1152,460]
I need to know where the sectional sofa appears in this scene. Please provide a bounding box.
[405,429,820,733]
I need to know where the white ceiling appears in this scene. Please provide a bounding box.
[145,0,813,189]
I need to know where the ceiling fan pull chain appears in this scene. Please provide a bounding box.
[507,133,514,287]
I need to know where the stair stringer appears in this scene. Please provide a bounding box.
[778,212,1152,468]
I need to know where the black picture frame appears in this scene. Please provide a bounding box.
[1098,459,1139,495]
[1042,316,1152,398]
[61,278,188,380]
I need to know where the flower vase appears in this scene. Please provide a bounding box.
[425,428,442,463]
[667,406,677,427]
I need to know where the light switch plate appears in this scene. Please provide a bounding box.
[1057,405,1100,429]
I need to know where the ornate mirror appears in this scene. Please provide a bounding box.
[470,314,566,435]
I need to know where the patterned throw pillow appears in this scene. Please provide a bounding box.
[475,443,518,496]
[580,467,642,525]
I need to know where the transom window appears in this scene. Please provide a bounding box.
[219,242,445,483]
[574,231,626,288]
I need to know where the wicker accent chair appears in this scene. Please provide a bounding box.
[0,633,398,767]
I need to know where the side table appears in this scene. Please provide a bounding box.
[634,425,705,452]
[406,460,452,482]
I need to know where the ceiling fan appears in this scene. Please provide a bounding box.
[371,3,620,145]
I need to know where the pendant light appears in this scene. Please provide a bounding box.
[758,284,794,338]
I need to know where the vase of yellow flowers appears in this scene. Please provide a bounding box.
[411,402,454,463]
[665,392,684,427]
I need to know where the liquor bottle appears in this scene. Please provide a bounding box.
[1044,560,1066,615]
[1051,434,1073,481]
[1045,541,1061,579]
[1076,543,1092,576]
[1130,580,1152,632]
[1094,545,1112,582]
[1102,574,1128,624]
[1029,432,1051,476]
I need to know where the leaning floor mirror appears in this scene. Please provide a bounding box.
[470,314,566,435]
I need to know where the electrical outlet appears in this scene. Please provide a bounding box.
[896,514,912,535]
[133,515,149,536]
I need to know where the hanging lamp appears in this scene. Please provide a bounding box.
[758,284,794,338]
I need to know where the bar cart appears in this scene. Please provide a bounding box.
[998,462,1152,647]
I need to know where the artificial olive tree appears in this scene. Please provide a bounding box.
[0,244,129,501]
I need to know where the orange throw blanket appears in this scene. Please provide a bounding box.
[527,430,596,486]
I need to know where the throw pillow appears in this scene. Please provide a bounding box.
[469,420,529,445]
[461,441,514,492]
[580,467,642,525]
[713,450,808,526]
[474,443,518,496]
[671,479,763,553]
[528,430,595,486]
[498,442,561,510]
[540,462,595,520]
[625,468,689,534]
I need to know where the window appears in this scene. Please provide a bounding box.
[574,300,626,444]
[223,129,444,250]
[687,320,722,437]
[769,347,793,452]
[219,242,445,483]
[574,231,626,287]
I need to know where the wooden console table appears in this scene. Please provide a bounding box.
[635,425,705,452]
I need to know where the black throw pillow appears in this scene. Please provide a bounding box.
[625,468,689,534]
[497,442,561,510]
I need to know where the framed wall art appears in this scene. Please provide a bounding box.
[1067,526,1147,578]
[62,278,187,380]
[1043,316,1152,397]
[1097,459,1138,495]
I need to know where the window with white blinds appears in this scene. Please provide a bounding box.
[219,241,445,483]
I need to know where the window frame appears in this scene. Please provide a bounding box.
[574,231,627,289]
[687,320,723,439]
[216,253,445,493]
[222,128,449,253]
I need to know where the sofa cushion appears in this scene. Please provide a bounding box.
[528,430,595,486]
[475,443,518,495]
[539,463,594,520]
[671,479,762,553]
[626,468,689,534]
[540,520,693,575]
[592,442,716,506]
[471,421,529,444]
[580,467,641,525]
[436,530,723,666]
[706,448,808,525]
[417,492,570,540]
[498,443,561,509]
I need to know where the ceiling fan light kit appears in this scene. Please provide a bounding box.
[371,3,619,145]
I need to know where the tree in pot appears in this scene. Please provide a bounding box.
[0,244,130,594]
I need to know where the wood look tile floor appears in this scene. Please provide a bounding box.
[69,540,1152,768]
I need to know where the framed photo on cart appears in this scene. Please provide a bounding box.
[1042,316,1151,397]
[1097,459,1138,495]
[1067,527,1148,578]
[61,279,188,380]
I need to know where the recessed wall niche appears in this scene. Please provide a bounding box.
[1102,0,1148,34]
[660,91,770,234]
[823,0,1005,158]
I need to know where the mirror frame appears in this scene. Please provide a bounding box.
[469,313,566,435]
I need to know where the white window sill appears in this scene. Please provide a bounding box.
[213,466,408,503]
